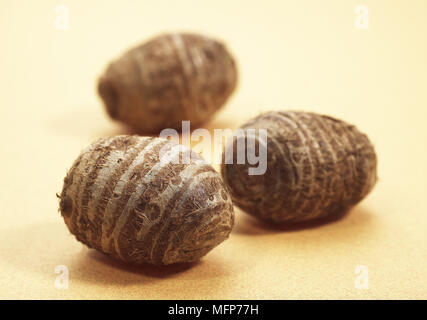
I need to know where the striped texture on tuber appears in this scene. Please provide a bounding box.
[221,111,377,224]
[59,135,234,265]
[98,32,238,133]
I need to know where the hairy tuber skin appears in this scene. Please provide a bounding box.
[59,135,234,265]
[221,111,377,224]
[98,32,238,133]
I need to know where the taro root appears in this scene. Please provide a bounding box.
[221,111,377,224]
[58,135,234,265]
[98,32,238,133]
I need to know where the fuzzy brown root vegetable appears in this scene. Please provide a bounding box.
[98,32,238,133]
[221,111,377,224]
[58,135,234,265]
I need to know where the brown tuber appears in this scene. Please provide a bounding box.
[221,111,377,224]
[58,135,234,265]
[98,32,238,133]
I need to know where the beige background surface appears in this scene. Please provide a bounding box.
[1,0,426,299]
